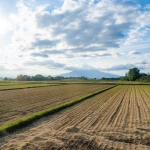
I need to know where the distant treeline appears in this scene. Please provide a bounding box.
[6,74,89,81]
[100,77,121,81]
[3,74,120,81]
[2,68,150,82]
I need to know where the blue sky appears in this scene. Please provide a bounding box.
[0,0,150,77]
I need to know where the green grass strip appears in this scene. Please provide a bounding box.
[0,85,117,137]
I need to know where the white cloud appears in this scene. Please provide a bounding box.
[128,50,140,55]
[0,14,13,35]
[10,0,150,55]
[0,0,150,77]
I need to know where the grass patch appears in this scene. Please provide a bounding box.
[0,85,117,137]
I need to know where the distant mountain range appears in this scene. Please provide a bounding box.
[60,68,119,79]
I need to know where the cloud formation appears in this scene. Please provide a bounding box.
[105,64,143,71]
[31,52,49,58]
[11,0,150,55]
[35,0,134,52]
[25,60,65,69]
[104,61,147,71]
[129,51,141,55]
[31,39,57,48]
[0,0,150,77]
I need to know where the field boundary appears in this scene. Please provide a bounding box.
[0,85,117,137]
[0,82,149,91]
[0,84,61,91]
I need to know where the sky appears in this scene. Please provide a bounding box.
[0,0,150,77]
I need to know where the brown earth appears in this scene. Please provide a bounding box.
[1,85,150,149]
[0,84,112,126]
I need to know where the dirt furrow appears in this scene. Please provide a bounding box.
[1,85,150,149]
[53,86,121,132]
[136,86,149,126]
[91,86,125,133]
[0,84,113,126]
[108,86,129,128]
[93,86,126,134]
[120,86,131,129]
[126,86,136,129]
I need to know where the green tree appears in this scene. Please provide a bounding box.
[4,77,8,80]
[127,68,140,81]
[46,75,54,80]
[16,74,31,81]
[32,74,45,81]
[121,73,129,81]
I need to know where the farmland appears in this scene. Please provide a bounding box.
[0,84,113,126]
[1,85,150,149]
[0,82,60,91]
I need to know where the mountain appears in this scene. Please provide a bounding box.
[60,69,119,79]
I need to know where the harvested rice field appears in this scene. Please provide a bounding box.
[1,85,150,150]
[0,82,60,91]
[0,84,113,126]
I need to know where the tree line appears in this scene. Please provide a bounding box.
[13,74,88,81]
[3,67,150,82]
[121,67,150,82]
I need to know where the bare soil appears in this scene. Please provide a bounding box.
[0,84,112,126]
[1,85,150,149]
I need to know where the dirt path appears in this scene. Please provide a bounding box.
[1,85,150,150]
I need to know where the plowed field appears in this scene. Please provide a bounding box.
[0,83,59,91]
[1,85,150,150]
[0,84,113,126]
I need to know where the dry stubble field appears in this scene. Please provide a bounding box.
[0,84,112,126]
[1,85,150,149]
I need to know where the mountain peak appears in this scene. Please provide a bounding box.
[60,68,119,79]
